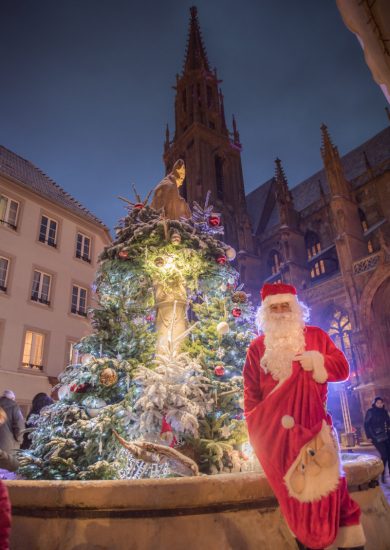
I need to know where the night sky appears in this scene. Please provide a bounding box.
[0,1,387,231]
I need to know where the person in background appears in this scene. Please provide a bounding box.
[0,390,24,473]
[364,396,390,482]
[21,392,54,450]
[0,390,24,469]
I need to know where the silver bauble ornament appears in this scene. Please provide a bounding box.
[83,397,107,418]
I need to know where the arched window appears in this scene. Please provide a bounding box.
[305,231,325,279]
[328,311,352,362]
[268,249,281,276]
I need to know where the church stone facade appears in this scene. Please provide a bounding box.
[165,7,390,428]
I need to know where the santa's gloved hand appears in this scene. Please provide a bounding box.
[293,351,328,383]
[293,352,314,371]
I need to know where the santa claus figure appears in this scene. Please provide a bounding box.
[243,283,365,550]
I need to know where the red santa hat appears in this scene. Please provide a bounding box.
[260,282,298,306]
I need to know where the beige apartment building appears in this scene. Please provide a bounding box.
[0,145,111,412]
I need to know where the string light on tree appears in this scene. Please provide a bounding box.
[18,160,256,481]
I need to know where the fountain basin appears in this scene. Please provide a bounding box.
[5,454,390,550]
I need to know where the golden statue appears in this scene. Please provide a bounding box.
[151,159,191,220]
[154,283,188,356]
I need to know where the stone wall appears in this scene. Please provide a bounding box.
[5,455,390,550]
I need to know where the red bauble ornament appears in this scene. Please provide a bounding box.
[134,203,144,210]
[214,365,225,376]
[118,250,128,259]
[216,255,227,265]
[232,307,242,318]
[208,214,221,227]
[70,382,90,394]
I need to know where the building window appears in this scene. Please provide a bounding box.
[22,330,45,370]
[328,311,352,363]
[358,208,368,232]
[76,233,91,263]
[68,341,82,365]
[268,249,281,276]
[39,215,58,247]
[310,260,325,279]
[305,231,326,279]
[215,156,224,200]
[31,270,51,306]
[0,257,9,292]
[358,209,374,253]
[71,285,88,316]
[0,194,19,230]
[305,231,321,260]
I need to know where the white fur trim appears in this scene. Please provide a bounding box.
[262,294,298,306]
[284,421,341,502]
[281,415,295,429]
[307,350,328,383]
[332,524,366,548]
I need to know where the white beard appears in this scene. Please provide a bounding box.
[261,312,305,381]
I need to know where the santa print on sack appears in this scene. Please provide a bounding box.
[243,283,366,550]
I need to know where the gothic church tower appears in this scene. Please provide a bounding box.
[163,7,254,257]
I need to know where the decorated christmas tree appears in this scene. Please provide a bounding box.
[19,160,256,480]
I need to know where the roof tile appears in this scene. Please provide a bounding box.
[0,145,108,230]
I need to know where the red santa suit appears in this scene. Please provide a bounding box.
[243,283,365,550]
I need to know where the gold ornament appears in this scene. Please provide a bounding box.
[99,367,118,387]
[232,291,247,304]
[154,256,165,267]
[170,231,182,245]
[225,246,237,261]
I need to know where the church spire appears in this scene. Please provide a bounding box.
[183,6,211,73]
[274,158,295,227]
[219,90,228,134]
[320,124,351,198]
[274,157,289,190]
[320,123,338,160]
[164,124,170,153]
[232,115,241,146]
